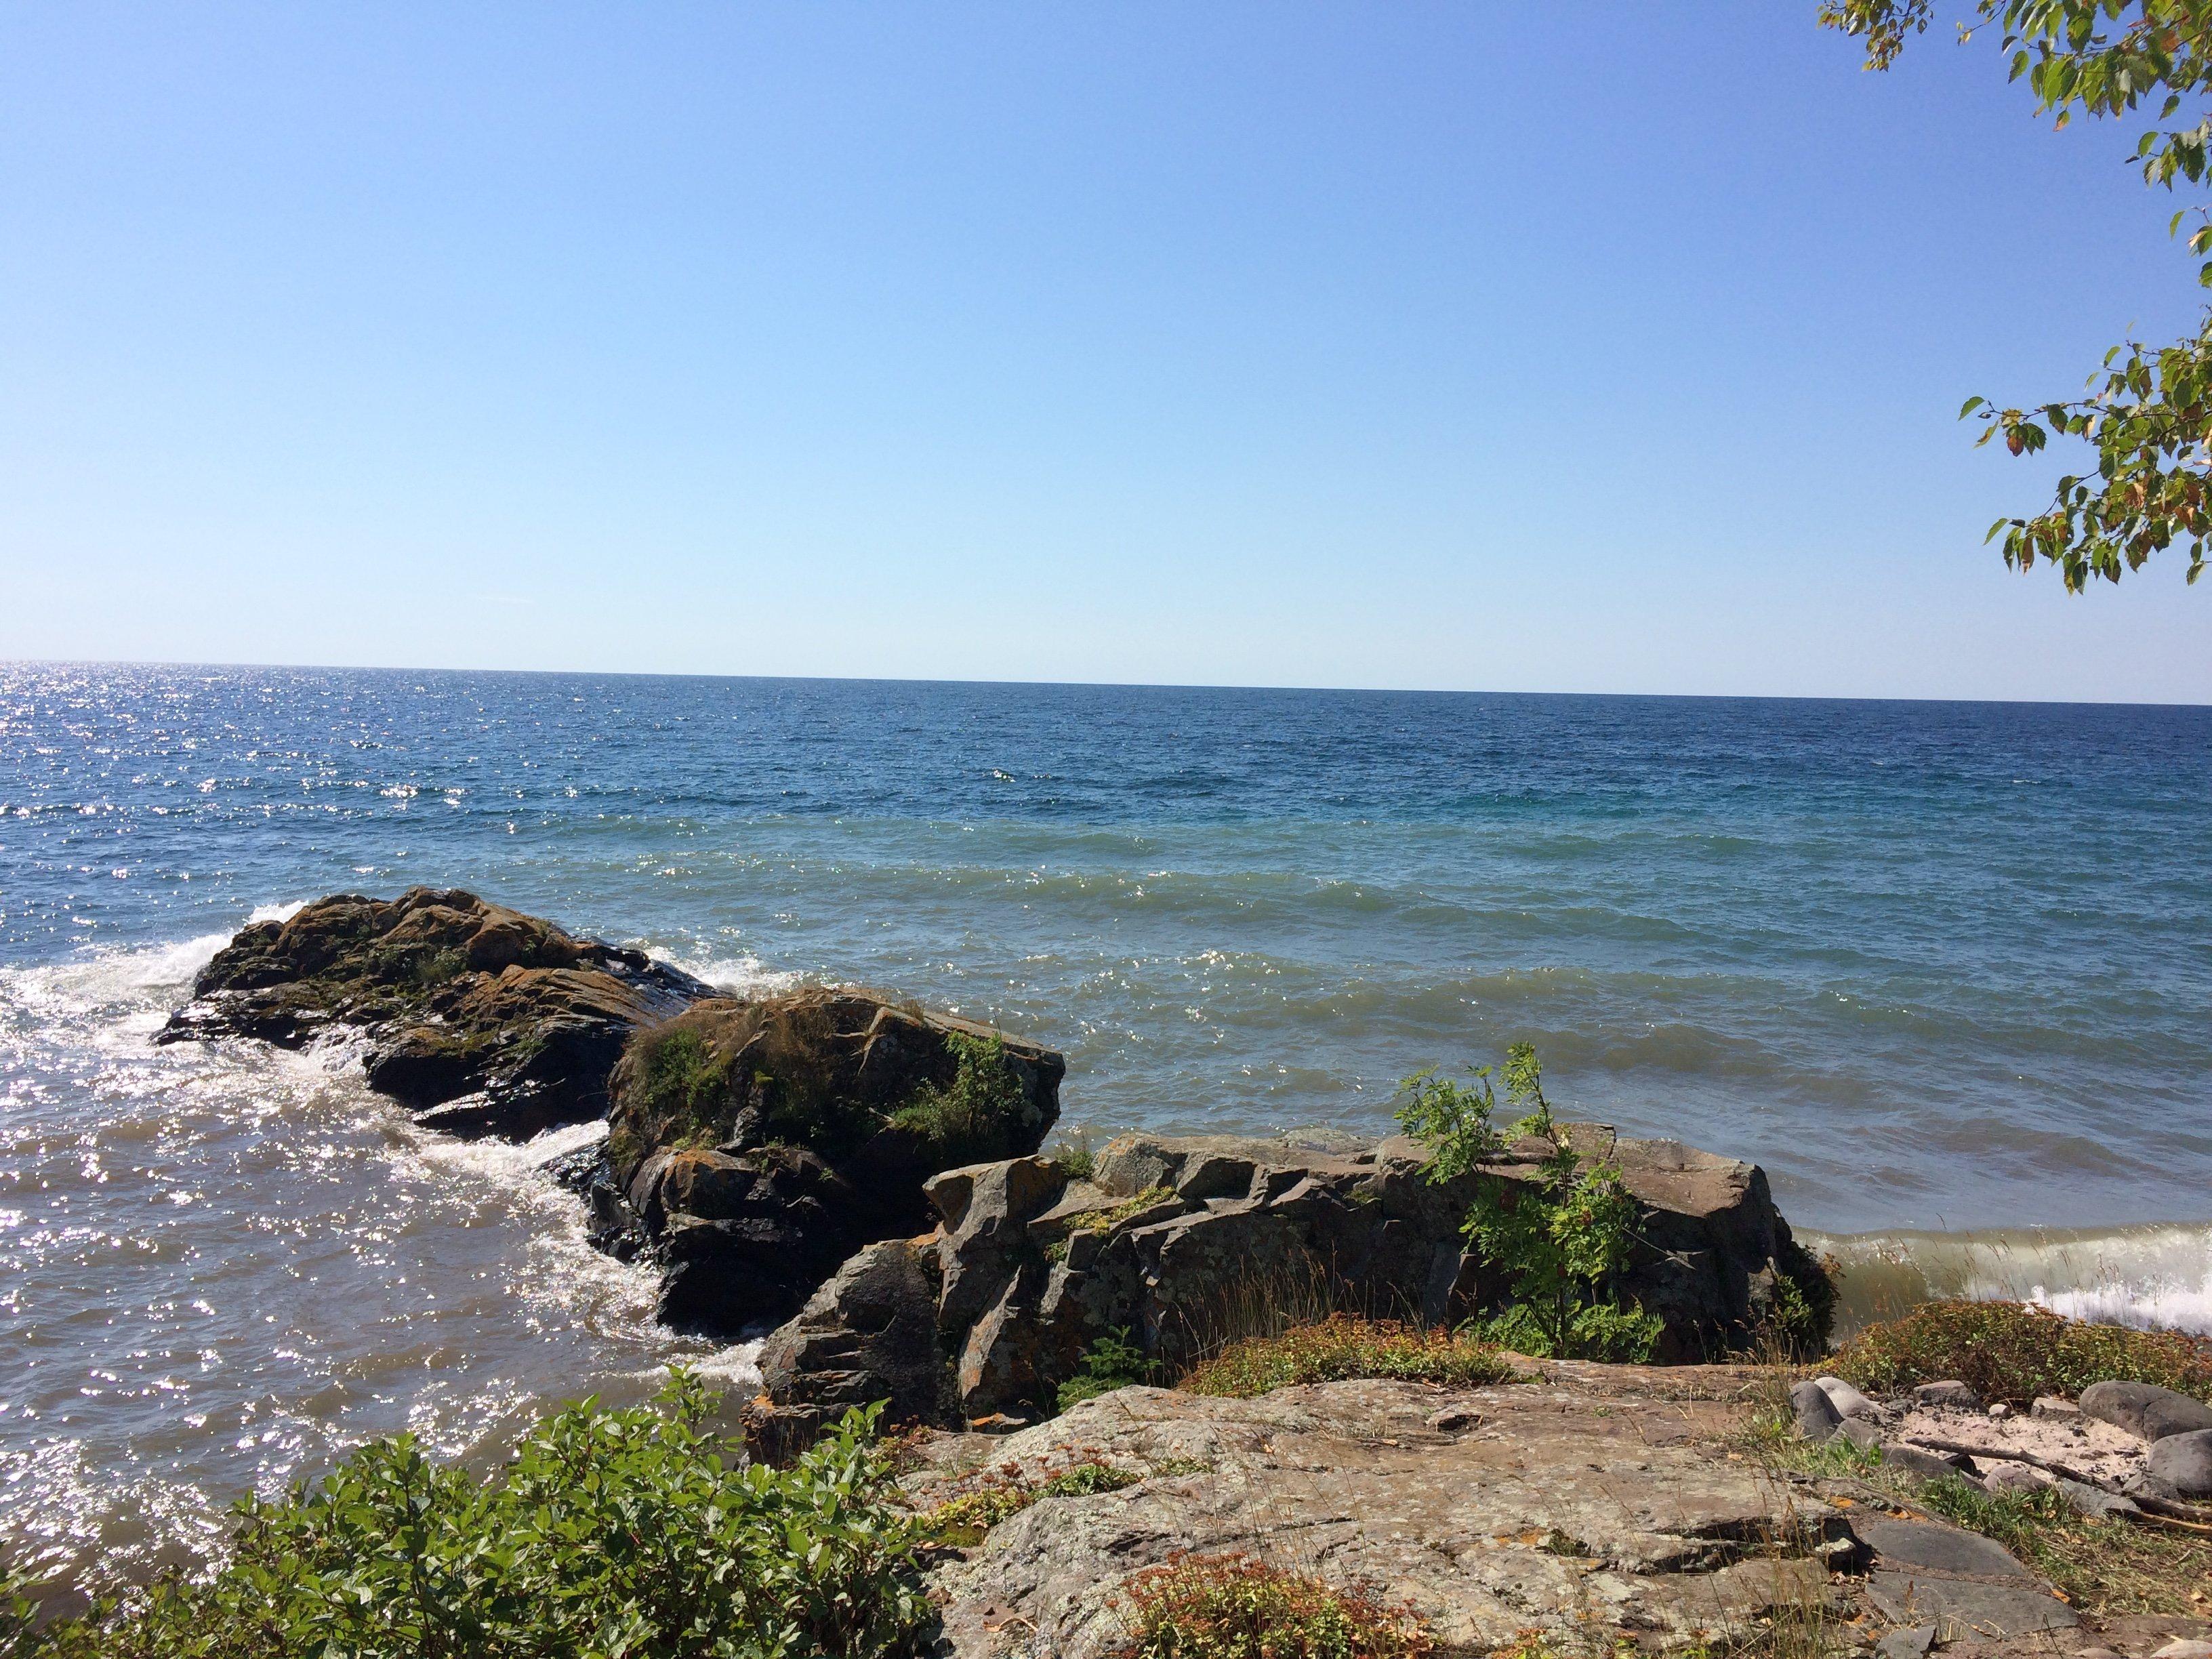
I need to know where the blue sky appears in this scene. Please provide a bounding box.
[3,2,2208,701]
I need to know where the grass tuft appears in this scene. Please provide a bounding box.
[1831,1299,2212,1406]
[1114,1554,1435,1659]
[918,1455,1140,1548]
[1179,1315,1517,1399]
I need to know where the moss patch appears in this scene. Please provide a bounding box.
[1179,1315,1517,1399]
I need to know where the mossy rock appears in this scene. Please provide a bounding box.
[606,990,1063,1210]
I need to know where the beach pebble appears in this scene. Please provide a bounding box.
[1883,1442,1969,1482]
[2032,1396,2081,1422]
[1914,1380,1982,1410]
[2080,1380,2212,1443]
[2055,1477,2141,1521]
[2146,1427,2212,1499]
[1814,1375,1879,1420]
[1983,1460,2055,1493]
[1988,1401,2011,1419]
[1790,1379,1843,1441]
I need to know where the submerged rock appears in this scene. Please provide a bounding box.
[159,888,710,1138]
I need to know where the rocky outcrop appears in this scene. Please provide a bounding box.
[747,1126,1833,1441]
[900,1360,2087,1658]
[562,990,1064,1336]
[159,888,710,1138]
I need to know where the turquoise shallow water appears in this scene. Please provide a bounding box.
[2,662,2209,1586]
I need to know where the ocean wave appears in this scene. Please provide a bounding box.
[1811,1220,2212,1338]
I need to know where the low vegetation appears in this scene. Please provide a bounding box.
[918,1455,1141,1549]
[14,1375,928,1659]
[1113,1554,1435,1659]
[1058,1328,1156,1411]
[1393,1044,1664,1361]
[887,1031,1034,1167]
[1831,1298,2212,1406]
[1179,1314,1516,1399]
[1043,1186,1177,1263]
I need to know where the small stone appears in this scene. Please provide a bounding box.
[1914,1380,1982,1410]
[1988,1401,2011,1419]
[2146,1427,2212,1499]
[1883,1443,1970,1483]
[2071,1647,2126,1659]
[2055,1477,2141,1521]
[1814,1375,1880,1420]
[1983,1461,2056,1494]
[1792,1379,1845,1441]
[1427,1406,1481,1433]
[2149,1643,2212,1659]
[1839,1417,1884,1450]
[2032,1396,2082,1422]
[1877,1624,1937,1659]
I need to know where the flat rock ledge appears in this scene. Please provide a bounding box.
[901,1363,2091,1658]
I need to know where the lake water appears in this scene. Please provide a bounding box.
[3,662,2208,1589]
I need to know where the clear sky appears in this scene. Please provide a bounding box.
[3,2,2208,701]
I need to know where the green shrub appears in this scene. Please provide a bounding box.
[1114,1555,1434,1658]
[1393,1045,1662,1361]
[1050,1132,1097,1183]
[1180,1314,1517,1399]
[889,1032,1029,1166]
[26,1374,927,1659]
[1832,1299,2212,1407]
[1058,1328,1155,1411]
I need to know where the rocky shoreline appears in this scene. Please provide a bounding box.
[155,888,2212,1658]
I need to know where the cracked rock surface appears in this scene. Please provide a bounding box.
[908,1363,1860,1658]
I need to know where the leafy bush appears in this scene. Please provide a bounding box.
[1180,1315,1515,1399]
[24,1374,928,1659]
[1114,1555,1435,1659]
[1058,1328,1156,1411]
[1393,1045,1662,1361]
[889,1032,1030,1166]
[1832,1299,2212,1407]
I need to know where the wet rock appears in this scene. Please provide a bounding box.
[746,1237,946,1461]
[160,888,710,1139]
[2146,1428,2212,1499]
[2081,1380,2212,1443]
[1793,1379,1845,1440]
[1914,1380,1982,1410]
[1856,1513,2076,1640]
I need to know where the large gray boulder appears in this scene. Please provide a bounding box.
[2081,1380,2212,1443]
[2146,1428,2212,1499]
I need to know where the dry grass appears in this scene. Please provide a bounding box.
[1829,1298,2212,1406]
[1113,1554,1435,1659]
[1179,1315,1517,1399]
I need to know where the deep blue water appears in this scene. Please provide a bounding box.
[2,662,2209,1586]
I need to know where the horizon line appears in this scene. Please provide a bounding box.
[5,655,2209,713]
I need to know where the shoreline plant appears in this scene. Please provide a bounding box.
[14,1374,929,1659]
[1393,1044,1664,1361]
